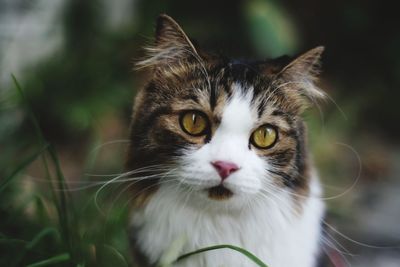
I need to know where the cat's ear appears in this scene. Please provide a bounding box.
[136,14,199,69]
[155,14,197,52]
[275,46,326,101]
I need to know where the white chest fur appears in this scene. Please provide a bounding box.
[131,177,324,267]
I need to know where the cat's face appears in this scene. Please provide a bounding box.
[176,84,293,208]
[127,15,325,210]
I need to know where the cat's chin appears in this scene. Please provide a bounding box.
[171,180,258,210]
[207,185,234,200]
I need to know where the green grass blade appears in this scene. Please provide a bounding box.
[9,227,60,267]
[175,244,269,267]
[26,227,59,250]
[12,74,77,261]
[0,144,49,193]
[11,75,58,201]
[11,74,46,146]
[47,146,74,251]
[26,253,70,267]
[96,244,129,267]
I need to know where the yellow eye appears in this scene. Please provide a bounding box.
[180,111,209,136]
[250,125,278,149]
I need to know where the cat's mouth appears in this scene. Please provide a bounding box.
[207,185,233,200]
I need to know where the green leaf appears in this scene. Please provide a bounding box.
[26,253,70,267]
[175,244,269,267]
[96,244,129,267]
[0,144,49,193]
[26,227,59,250]
[12,74,46,146]
[47,145,76,254]
[9,227,60,267]
[12,74,77,261]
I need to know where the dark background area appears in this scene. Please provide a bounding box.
[1,0,399,266]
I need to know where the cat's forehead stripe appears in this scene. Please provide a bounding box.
[218,83,254,133]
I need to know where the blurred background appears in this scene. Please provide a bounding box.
[1,0,399,266]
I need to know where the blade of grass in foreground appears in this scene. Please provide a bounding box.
[175,244,269,267]
[0,144,49,193]
[26,227,60,250]
[12,74,76,262]
[11,75,46,146]
[10,227,60,267]
[47,145,74,251]
[26,253,70,267]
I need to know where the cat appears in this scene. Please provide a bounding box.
[126,14,326,267]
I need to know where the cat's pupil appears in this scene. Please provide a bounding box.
[192,114,197,125]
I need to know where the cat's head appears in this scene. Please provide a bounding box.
[127,14,325,211]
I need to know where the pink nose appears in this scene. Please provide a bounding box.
[211,161,239,180]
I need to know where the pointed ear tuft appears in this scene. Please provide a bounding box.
[136,14,199,70]
[277,46,326,100]
[155,14,197,52]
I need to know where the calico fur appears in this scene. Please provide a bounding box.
[127,14,326,267]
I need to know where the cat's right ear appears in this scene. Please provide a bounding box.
[136,14,199,70]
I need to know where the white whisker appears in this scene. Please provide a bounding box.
[323,221,400,250]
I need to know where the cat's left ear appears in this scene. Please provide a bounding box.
[136,14,199,69]
[275,46,326,101]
